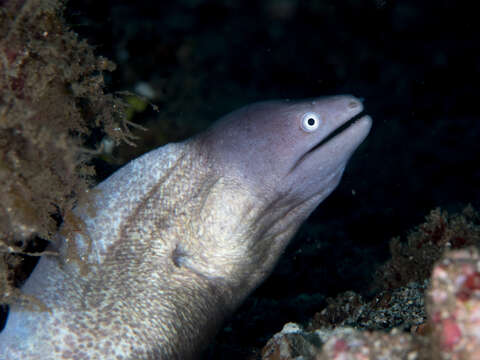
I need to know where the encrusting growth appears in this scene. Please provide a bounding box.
[0,0,134,308]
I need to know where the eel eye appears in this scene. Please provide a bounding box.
[301,112,321,132]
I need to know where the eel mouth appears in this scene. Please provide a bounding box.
[307,111,368,154]
[289,111,371,173]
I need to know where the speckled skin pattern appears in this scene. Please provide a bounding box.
[0,96,371,359]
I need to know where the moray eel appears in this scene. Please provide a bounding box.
[0,95,372,359]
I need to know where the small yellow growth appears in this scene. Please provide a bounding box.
[125,95,149,121]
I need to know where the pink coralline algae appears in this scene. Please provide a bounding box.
[427,247,480,359]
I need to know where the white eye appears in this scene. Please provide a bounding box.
[301,112,321,132]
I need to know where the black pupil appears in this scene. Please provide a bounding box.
[307,118,315,126]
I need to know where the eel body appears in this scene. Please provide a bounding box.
[0,95,372,359]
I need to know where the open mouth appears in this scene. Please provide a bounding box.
[307,111,367,155]
[289,110,369,173]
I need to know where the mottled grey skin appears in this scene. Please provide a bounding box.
[0,95,371,359]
